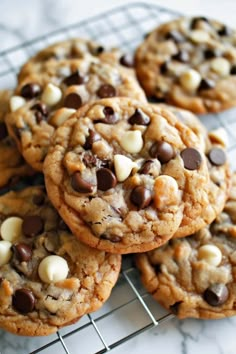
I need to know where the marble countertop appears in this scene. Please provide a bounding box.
[1,1,236,354]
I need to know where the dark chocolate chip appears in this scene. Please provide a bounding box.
[63,71,86,86]
[190,16,209,29]
[71,172,93,193]
[148,95,166,103]
[32,194,45,206]
[165,30,185,43]
[21,83,41,99]
[82,153,98,168]
[208,148,226,166]
[95,106,118,124]
[198,78,215,90]
[0,122,8,141]
[97,84,116,98]
[153,263,162,274]
[94,46,104,55]
[149,141,175,164]
[172,51,189,63]
[31,102,48,123]
[13,243,32,262]
[96,168,117,191]
[159,61,169,74]
[181,148,202,170]
[12,288,35,314]
[22,215,44,237]
[101,234,121,243]
[169,301,182,314]
[64,93,82,109]
[139,160,154,174]
[218,25,232,36]
[130,186,152,209]
[128,108,150,125]
[230,65,236,75]
[203,283,229,306]
[83,129,101,150]
[119,54,134,68]
[204,48,220,59]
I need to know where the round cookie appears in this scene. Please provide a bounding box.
[136,172,236,319]
[6,56,146,171]
[44,97,212,254]
[0,186,121,336]
[0,90,34,189]
[157,104,231,237]
[135,17,236,113]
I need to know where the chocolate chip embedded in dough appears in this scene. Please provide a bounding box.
[172,50,189,63]
[149,141,175,164]
[120,54,134,68]
[139,160,154,174]
[63,71,86,86]
[180,148,202,170]
[22,215,44,237]
[96,168,117,191]
[21,83,41,99]
[203,283,229,306]
[93,46,104,55]
[230,65,236,75]
[128,108,150,125]
[198,78,215,90]
[64,93,82,109]
[190,16,209,29]
[12,243,32,262]
[165,30,185,43]
[95,106,119,124]
[218,25,232,36]
[101,234,122,243]
[83,129,101,150]
[32,193,45,206]
[12,288,35,313]
[130,186,152,209]
[0,122,8,141]
[159,61,169,75]
[204,48,220,59]
[208,148,226,166]
[31,102,48,123]
[97,84,116,98]
[71,172,93,193]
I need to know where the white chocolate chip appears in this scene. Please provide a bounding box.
[154,175,180,210]
[1,217,23,242]
[9,96,26,112]
[189,30,210,43]
[208,128,228,148]
[211,57,230,76]
[114,154,135,182]
[41,83,62,106]
[120,130,143,153]
[198,244,222,266]
[0,240,12,266]
[179,69,202,91]
[38,255,69,283]
[49,108,76,127]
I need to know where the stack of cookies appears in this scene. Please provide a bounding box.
[0,16,235,336]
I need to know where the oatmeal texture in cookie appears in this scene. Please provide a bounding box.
[44,97,212,254]
[6,56,146,171]
[136,173,236,319]
[0,187,121,336]
[135,17,236,113]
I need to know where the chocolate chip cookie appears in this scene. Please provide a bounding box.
[0,186,121,336]
[6,57,146,171]
[0,90,34,189]
[135,17,236,113]
[43,97,213,254]
[136,172,236,319]
[157,104,231,237]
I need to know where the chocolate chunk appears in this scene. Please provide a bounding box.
[0,122,8,141]
[198,78,215,90]
[181,148,202,170]
[218,25,232,36]
[119,54,134,68]
[230,65,236,75]
[97,84,116,98]
[64,93,82,109]
[82,153,98,167]
[32,193,45,206]
[130,186,152,209]
[128,108,150,125]
[101,234,121,243]
[139,160,154,174]
[22,215,44,237]
[13,288,35,313]
[208,148,226,166]
[63,71,86,86]
[13,243,32,262]
[96,168,117,191]
[83,129,101,150]
[21,83,41,99]
[71,172,93,193]
[31,102,48,123]
[165,30,185,43]
[204,48,220,59]
[172,51,189,63]
[159,61,169,74]
[149,141,175,164]
[190,16,209,29]
[169,301,182,314]
[203,283,229,306]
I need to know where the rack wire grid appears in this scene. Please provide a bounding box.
[1,3,236,354]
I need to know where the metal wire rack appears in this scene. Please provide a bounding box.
[1,3,236,354]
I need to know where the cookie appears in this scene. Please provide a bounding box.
[0,90,34,189]
[6,57,146,171]
[43,97,213,254]
[157,104,231,237]
[136,172,236,319]
[0,186,121,336]
[135,17,236,113]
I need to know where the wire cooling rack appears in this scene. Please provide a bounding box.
[1,3,236,354]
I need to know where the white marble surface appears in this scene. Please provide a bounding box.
[1,1,236,354]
